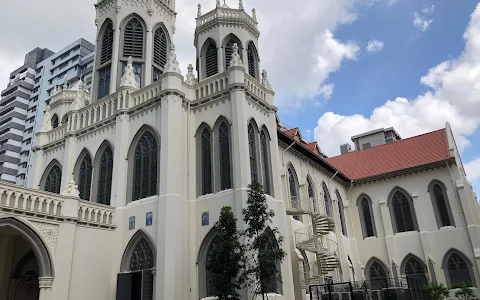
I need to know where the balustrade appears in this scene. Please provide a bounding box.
[78,200,115,227]
[196,7,257,29]
[244,74,267,101]
[195,73,229,99]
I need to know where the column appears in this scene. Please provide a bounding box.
[30,149,45,189]
[38,277,54,300]
[61,136,78,192]
[145,30,153,86]
[110,114,130,207]
[110,25,122,94]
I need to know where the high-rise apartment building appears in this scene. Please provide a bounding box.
[0,39,95,186]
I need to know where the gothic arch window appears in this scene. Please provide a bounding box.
[428,180,454,228]
[76,151,93,201]
[260,128,272,195]
[97,20,113,99]
[97,146,113,205]
[131,130,158,201]
[388,187,418,233]
[42,162,62,194]
[203,40,218,78]
[51,114,59,129]
[198,229,222,298]
[443,249,475,287]
[401,254,427,277]
[119,230,155,300]
[322,182,333,217]
[287,164,299,208]
[247,42,259,79]
[121,16,146,88]
[357,194,376,238]
[61,115,68,125]
[248,122,259,183]
[262,228,283,295]
[223,35,242,70]
[198,126,213,196]
[307,176,317,213]
[152,25,169,81]
[217,121,231,191]
[366,258,388,288]
[336,190,347,236]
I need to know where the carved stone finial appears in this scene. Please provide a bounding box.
[62,180,80,198]
[165,44,182,75]
[39,105,52,133]
[252,8,257,21]
[185,64,197,85]
[239,0,243,9]
[262,69,272,90]
[197,4,202,17]
[50,85,58,96]
[229,43,243,68]
[120,57,139,89]
[172,25,176,35]
[216,0,221,7]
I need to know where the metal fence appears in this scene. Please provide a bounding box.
[309,277,427,300]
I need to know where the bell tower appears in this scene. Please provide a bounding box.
[194,0,261,82]
[92,0,176,101]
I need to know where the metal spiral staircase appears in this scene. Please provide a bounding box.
[286,196,340,288]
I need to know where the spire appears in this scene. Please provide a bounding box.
[216,0,221,7]
[39,105,52,133]
[165,44,182,74]
[252,8,257,21]
[120,57,139,89]
[197,4,202,17]
[228,43,243,68]
[185,64,197,85]
[262,69,272,90]
[239,0,243,9]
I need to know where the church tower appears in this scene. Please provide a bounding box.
[92,0,176,101]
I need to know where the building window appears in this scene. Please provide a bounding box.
[389,189,417,233]
[247,43,258,78]
[97,146,113,205]
[123,18,144,59]
[218,122,231,191]
[336,190,347,236]
[153,27,168,71]
[358,195,376,238]
[205,43,218,78]
[100,23,114,65]
[262,229,283,294]
[132,131,158,201]
[444,251,474,287]
[224,37,241,69]
[97,66,111,99]
[260,130,271,195]
[205,234,222,297]
[200,128,212,195]
[51,114,59,129]
[322,182,333,217]
[367,260,388,288]
[78,154,93,200]
[403,256,426,277]
[428,181,454,228]
[248,123,258,183]
[44,165,62,194]
[287,165,299,209]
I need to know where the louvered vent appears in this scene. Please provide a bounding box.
[224,40,234,68]
[153,28,168,68]
[100,23,114,65]
[247,44,256,78]
[205,43,218,78]
[123,18,144,58]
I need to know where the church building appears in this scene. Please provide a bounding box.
[0,0,479,300]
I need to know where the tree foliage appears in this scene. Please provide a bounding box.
[454,282,479,300]
[206,206,245,300]
[423,282,449,300]
[242,181,286,299]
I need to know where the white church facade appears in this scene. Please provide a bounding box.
[0,0,480,300]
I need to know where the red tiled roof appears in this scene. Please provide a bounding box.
[305,142,319,152]
[326,128,453,180]
[283,127,299,137]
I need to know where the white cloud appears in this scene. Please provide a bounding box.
[465,157,480,182]
[413,5,434,32]
[366,40,385,53]
[314,3,480,156]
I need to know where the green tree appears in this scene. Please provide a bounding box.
[423,282,449,300]
[206,206,245,300]
[454,282,479,300]
[242,181,286,300]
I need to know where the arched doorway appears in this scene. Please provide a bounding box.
[0,217,54,300]
[118,230,156,300]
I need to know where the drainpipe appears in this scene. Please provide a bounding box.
[446,161,480,287]
[186,101,192,299]
[282,141,296,168]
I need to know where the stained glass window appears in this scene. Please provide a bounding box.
[337,191,347,236]
[201,128,212,195]
[392,191,416,232]
[447,253,473,287]
[369,261,387,288]
[78,154,92,200]
[361,197,375,237]
[288,167,298,208]
[405,257,426,276]
[98,147,113,205]
[205,43,218,78]
[248,124,258,183]
[219,122,231,190]
[130,238,155,271]
[433,184,452,226]
[260,131,271,195]
[322,183,332,217]
[44,165,61,194]
[97,66,111,99]
[132,131,158,201]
